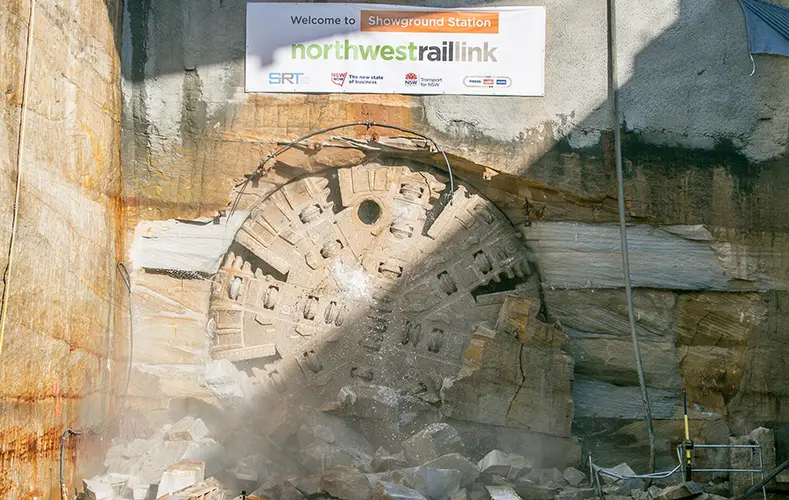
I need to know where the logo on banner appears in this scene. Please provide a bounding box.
[420,76,443,88]
[269,72,307,84]
[347,74,383,85]
[463,76,511,88]
[331,72,348,86]
[405,73,418,86]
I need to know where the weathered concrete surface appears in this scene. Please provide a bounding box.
[0,0,124,498]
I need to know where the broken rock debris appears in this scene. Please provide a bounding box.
[402,423,467,465]
[477,450,533,481]
[92,373,762,500]
[94,408,600,500]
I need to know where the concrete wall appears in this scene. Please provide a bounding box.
[0,0,125,497]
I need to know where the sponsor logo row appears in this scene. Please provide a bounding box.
[463,75,511,88]
[268,72,511,89]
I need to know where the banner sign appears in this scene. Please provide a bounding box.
[245,3,546,96]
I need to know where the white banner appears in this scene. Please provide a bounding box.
[245,3,546,96]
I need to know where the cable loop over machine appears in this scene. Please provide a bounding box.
[229,120,456,218]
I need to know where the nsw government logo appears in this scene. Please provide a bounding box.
[331,72,348,86]
[405,73,418,86]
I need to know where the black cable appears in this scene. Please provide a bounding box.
[228,120,456,220]
[60,262,134,499]
[607,0,656,473]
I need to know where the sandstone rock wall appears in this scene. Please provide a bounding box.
[0,1,124,497]
[119,0,789,480]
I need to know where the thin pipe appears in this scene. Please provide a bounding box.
[694,444,764,449]
[758,442,767,500]
[606,0,656,472]
[596,465,682,480]
[693,469,765,473]
[0,0,35,360]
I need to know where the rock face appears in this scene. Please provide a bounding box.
[675,293,768,414]
[545,289,676,341]
[115,160,789,494]
[441,296,574,438]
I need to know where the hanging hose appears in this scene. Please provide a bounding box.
[228,120,456,219]
[607,0,656,472]
[60,262,134,500]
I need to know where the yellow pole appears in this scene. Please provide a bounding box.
[683,390,693,481]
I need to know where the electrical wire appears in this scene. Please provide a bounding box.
[60,262,133,500]
[607,0,656,473]
[594,463,682,481]
[0,0,35,360]
[228,120,455,220]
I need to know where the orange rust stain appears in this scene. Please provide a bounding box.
[0,425,71,469]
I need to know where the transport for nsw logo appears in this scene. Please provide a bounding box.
[405,73,418,86]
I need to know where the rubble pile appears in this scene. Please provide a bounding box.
[86,407,748,500]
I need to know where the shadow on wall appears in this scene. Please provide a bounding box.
[104,0,124,58]
[594,0,789,231]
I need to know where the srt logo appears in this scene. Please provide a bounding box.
[269,72,306,84]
